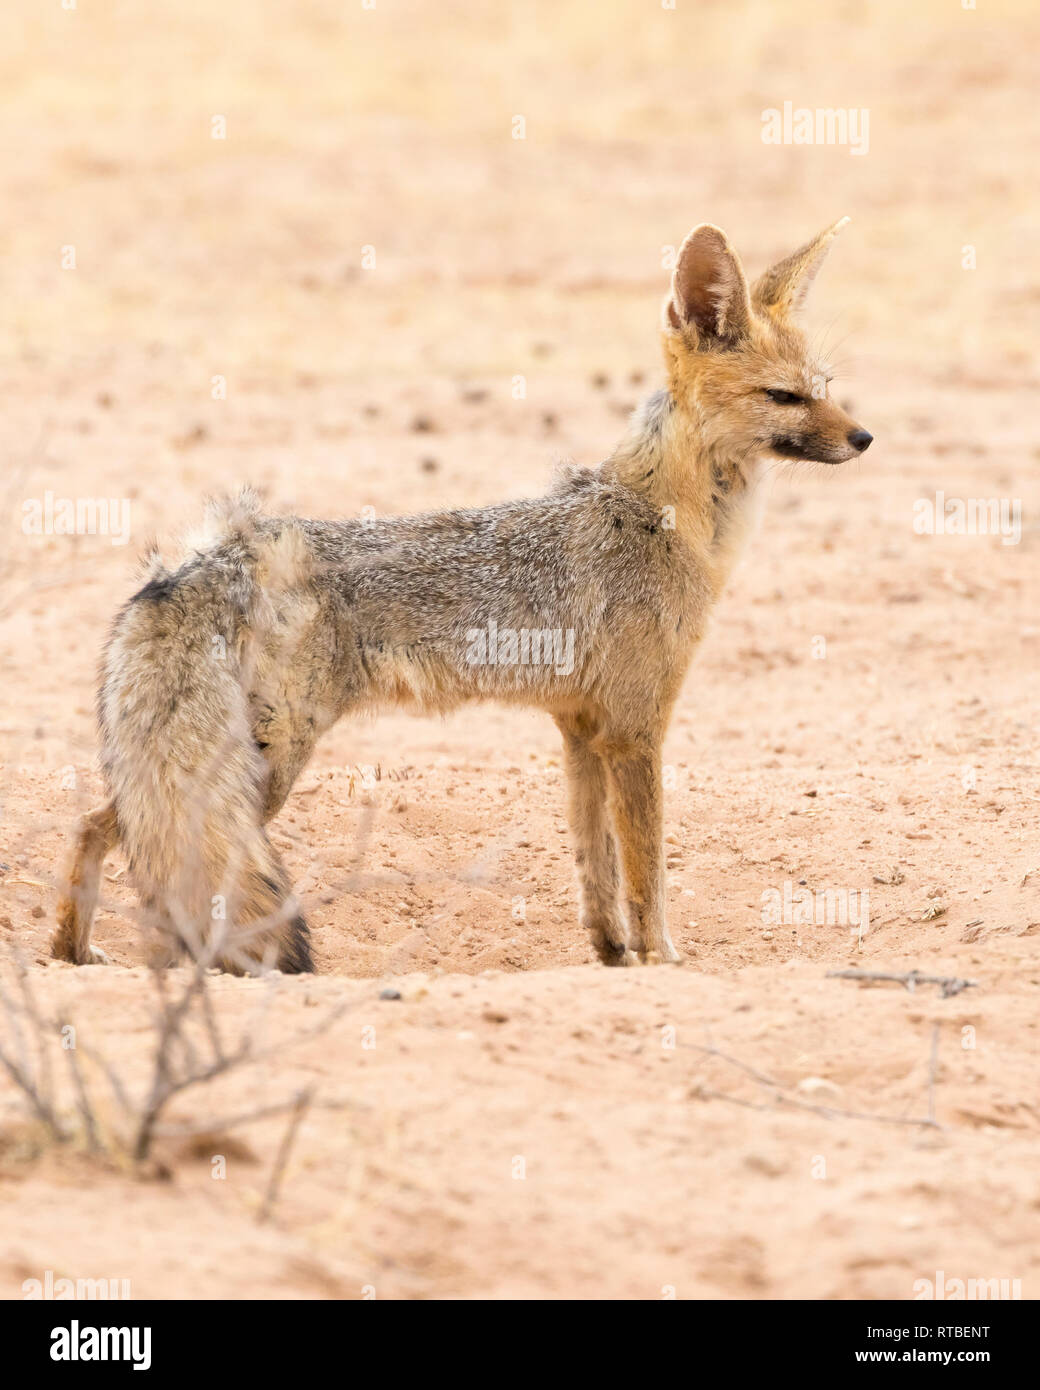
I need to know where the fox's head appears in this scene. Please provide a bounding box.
[661,218,871,465]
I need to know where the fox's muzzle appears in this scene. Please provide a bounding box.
[771,427,872,464]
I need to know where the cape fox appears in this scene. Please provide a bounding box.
[54,219,871,974]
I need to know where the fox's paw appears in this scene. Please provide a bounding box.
[594,938,639,967]
[50,928,109,967]
[145,939,184,971]
[639,944,683,966]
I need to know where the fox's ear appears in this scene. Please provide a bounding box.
[666,225,751,347]
[751,216,850,319]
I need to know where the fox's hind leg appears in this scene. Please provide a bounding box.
[237,687,327,973]
[140,900,188,970]
[251,682,328,823]
[556,715,633,966]
[52,799,119,965]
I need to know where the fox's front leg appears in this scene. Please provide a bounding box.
[603,737,680,964]
[556,717,633,965]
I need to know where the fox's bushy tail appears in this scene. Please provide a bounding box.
[61,492,313,973]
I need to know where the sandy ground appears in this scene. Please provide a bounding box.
[1,0,1038,1299]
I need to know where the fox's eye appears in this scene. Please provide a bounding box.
[765,389,804,405]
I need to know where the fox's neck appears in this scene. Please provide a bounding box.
[603,388,767,594]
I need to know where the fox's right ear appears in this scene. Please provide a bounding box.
[664,225,751,348]
[751,216,850,320]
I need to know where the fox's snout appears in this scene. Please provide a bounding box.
[766,390,873,466]
[771,416,873,465]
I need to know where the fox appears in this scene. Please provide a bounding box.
[53,218,871,975]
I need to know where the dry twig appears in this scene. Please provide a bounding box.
[826,968,977,999]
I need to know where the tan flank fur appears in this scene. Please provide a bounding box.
[54,220,872,974]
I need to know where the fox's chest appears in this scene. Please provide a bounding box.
[706,469,768,589]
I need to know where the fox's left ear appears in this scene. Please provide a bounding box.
[666,224,751,348]
[751,216,850,320]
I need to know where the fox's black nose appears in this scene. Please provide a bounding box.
[848,429,873,452]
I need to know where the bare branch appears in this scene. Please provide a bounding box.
[258,1086,313,1223]
[826,968,978,999]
